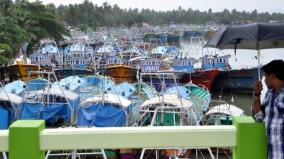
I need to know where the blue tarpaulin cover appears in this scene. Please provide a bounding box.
[0,107,8,129]
[19,103,70,125]
[77,103,126,127]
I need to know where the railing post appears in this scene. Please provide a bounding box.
[233,116,267,159]
[9,120,45,159]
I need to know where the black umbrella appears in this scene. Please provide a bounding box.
[205,22,284,80]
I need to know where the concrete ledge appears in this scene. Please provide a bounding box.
[40,126,236,150]
[0,130,8,152]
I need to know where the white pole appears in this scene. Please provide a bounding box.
[2,152,7,159]
[257,50,261,81]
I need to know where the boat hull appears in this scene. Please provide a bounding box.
[7,62,40,81]
[104,65,137,83]
[54,68,95,79]
[212,67,263,93]
[179,69,220,91]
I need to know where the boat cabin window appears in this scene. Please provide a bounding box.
[44,95,67,103]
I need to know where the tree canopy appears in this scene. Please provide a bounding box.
[0,0,68,61]
[54,1,284,29]
[0,43,13,65]
[1,0,284,63]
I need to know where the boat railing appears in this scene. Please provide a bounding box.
[0,81,17,113]
[0,117,267,159]
[19,71,75,124]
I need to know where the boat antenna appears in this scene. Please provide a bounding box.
[219,87,223,101]
[230,92,234,103]
[20,43,29,64]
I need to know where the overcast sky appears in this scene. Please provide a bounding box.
[32,0,284,13]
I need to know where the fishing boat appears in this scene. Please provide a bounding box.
[30,39,63,67]
[138,46,180,91]
[180,69,220,91]
[201,102,245,157]
[2,80,25,95]
[128,81,158,126]
[63,38,95,69]
[7,61,40,82]
[54,37,96,79]
[18,87,79,126]
[168,83,211,122]
[77,93,131,127]
[167,34,181,46]
[137,92,215,159]
[203,103,244,125]
[18,71,79,126]
[134,71,214,159]
[179,54,231,91]
[172,57,197,72]
[54,68,94,79]
[212,67,263,93]
[137,94,195,158]
[104,64,138,83]
[120,46,144,65]
[44,75,111,159]
[0,82,23,129]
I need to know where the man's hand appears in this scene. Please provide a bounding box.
[253,81,263,96]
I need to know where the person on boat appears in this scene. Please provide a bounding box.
[252,59,284,159]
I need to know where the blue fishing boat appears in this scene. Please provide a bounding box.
[179,54,231,91]
[18,86,80,126]
[204,103,244,125]
[137,93,198,159]
[2,80,25,95]
[30,39,63,67]
[167,83,211,122]
[212,67,263,93]
[0,90,22,129]
[55,75,85,92]
[25,78,48,91]
[54,38,96,79]
[77,93,131,127]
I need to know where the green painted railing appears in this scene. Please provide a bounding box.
[0,117,267,159]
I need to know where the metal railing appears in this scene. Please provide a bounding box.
[0,116,267,159]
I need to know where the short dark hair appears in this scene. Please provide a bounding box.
[262,60,284,81]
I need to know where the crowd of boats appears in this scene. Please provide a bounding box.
[1,35,260,93]
[0,72,244,158]
[0,26,257,158]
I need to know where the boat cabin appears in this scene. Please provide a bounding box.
[200,54,231,70]
[172,57,197,72]
[140,58,162,72]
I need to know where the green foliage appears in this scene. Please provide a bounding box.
[0,43,13,58]
[10,0,68,44]
[0,56,10,65]
[0,16,28,50]
[0,42,12,65]
[54,1,284,28]
[0,0,68,58]
[78,24,89,32]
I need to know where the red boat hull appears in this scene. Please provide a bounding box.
[179,69,220,91]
